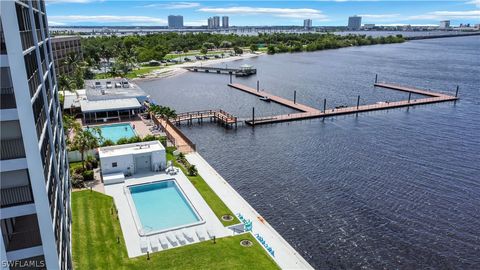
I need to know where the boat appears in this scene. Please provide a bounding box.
[260,96,271,102]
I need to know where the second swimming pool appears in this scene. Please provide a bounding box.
[128,180,202,235]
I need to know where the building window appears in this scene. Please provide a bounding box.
[112,162,117,167]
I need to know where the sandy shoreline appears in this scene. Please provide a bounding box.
[133,52,265,82]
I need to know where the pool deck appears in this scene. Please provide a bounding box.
[186,152,314,269]
[104,170,231,258]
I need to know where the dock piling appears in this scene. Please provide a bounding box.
[323,99,326,113]
[256,80,259,92]
[455,85,459,97]
[252,107,255,126]
[408,92,411,103]
[357,95,360,109]
[375,74,378,83]
[294,91,297,104]
[229,73,232,84]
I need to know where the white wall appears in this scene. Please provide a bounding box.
[150,149,166,171]
[100,154,134,175]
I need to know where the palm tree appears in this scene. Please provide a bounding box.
[72,128,101,169]
[64,52,81,73]
[100,45,113,73]
[58,75,77,97]
[117,47,136,76]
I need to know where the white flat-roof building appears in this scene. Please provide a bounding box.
[85,78,149,104]
[80,97,142,123]
[99,141,167,185]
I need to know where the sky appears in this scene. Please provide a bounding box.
[45,0,480,27]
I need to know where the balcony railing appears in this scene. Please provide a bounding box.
[36,29,42,41]
[20,30,34,51]
[28,70,40,97]
[0,87,16,109]
[1,185,33,208]
[0,138,25,160]
[35,109,46,140]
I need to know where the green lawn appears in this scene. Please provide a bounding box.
[166,147,240,226]
[72,191,279,270]
[95,66,163,79]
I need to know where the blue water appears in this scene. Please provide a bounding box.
[130,180,200,232]
[138,36,480,269]
[87,123,136,143]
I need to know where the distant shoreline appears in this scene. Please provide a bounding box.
[405,32,480,40]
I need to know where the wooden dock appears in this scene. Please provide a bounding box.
[172,109,238,128]
[227,82,458,126]
[228,83,321,113]
[185,66,257,77]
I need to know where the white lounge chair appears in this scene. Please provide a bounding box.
[195,228,207,240]
[150,237,159,252]
[159,234,168,248]
[140,238,148,252]
[206,228,214,239]
[182,229,194,241]
[175,232,186,244]
[166,233,178,245]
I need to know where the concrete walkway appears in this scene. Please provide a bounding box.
[186,152,313,270]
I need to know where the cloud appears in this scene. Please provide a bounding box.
[358,14,400,19]
[46,0,102,3]
[466,0,480,8]
[48,21,67,26]
[184,20,207,26]
[142,2,200,9]
[198,6,328,20]
[408,10,480,20]
[48,15,167,25]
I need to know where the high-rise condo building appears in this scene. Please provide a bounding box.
[0,0,72,269]
[348,15,362,30]
[168,15,184,29]
[439,20,450,29]
[213,16,220,28]
[222,16,229,28]
[304,19,312,29]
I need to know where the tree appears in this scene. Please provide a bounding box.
[72,128,101,169]
[188,165,198,176]
[58,75,74,97]
[99,45,113,73]
[64,52,81,73]
[249,44,258,52]
[267,45,276,54]
[233,46,243,55]
[200,47,208,55]
[117,47,136,76]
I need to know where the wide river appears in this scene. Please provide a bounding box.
[138,36,480,269]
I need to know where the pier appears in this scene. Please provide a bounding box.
[172,109,238,128]
[185,65,257,77]
[227,81,458,126]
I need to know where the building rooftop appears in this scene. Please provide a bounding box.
[99,140,165,158]
[80,98,141,113]
[85,78,149,101]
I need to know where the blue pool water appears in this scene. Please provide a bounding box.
[87,123,136,143]
[129,180,200,233]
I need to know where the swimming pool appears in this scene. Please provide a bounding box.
[87,123,136,143]
[128,180,203,235]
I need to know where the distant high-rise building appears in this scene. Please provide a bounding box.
[303,19,312,29]
[348,16,362,30]
[439,20,450,29]
[168,15,184,28]
[213,16,220,28]
[222,16,229,28]
[208,16,221,29]
[207,17,214,29]
[0,1,72,269]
